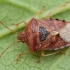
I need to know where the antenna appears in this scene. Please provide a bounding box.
[0,21,18,34]
[0,41,20,58]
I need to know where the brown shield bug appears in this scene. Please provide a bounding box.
[0,2,70,62]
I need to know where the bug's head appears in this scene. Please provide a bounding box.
[17,31,26,43]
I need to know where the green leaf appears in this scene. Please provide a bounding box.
[0,0,70,70]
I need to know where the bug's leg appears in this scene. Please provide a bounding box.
[12,21,27,26]
[41,50,61,57]
[34,6,45,17]
[37,56,41,63]
[46,2,70,19]
[46,11,51,19]
[16,54,23,62]
[32,52,41,63]
[59,50,65,55]
[16,50,29,62]
[37,6,45,14]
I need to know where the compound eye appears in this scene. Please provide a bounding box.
[39,26,50,41]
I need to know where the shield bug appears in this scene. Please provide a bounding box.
[0,2,70,62]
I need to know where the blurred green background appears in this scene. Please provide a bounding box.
[0,0,70,70]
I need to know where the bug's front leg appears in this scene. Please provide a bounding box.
[12,21,27,27]
[16,50,29,62]
[16,54,23,62]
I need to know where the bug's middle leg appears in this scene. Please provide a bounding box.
[41,50,64,57]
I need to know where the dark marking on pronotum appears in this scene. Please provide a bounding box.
[39,26,50,41]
